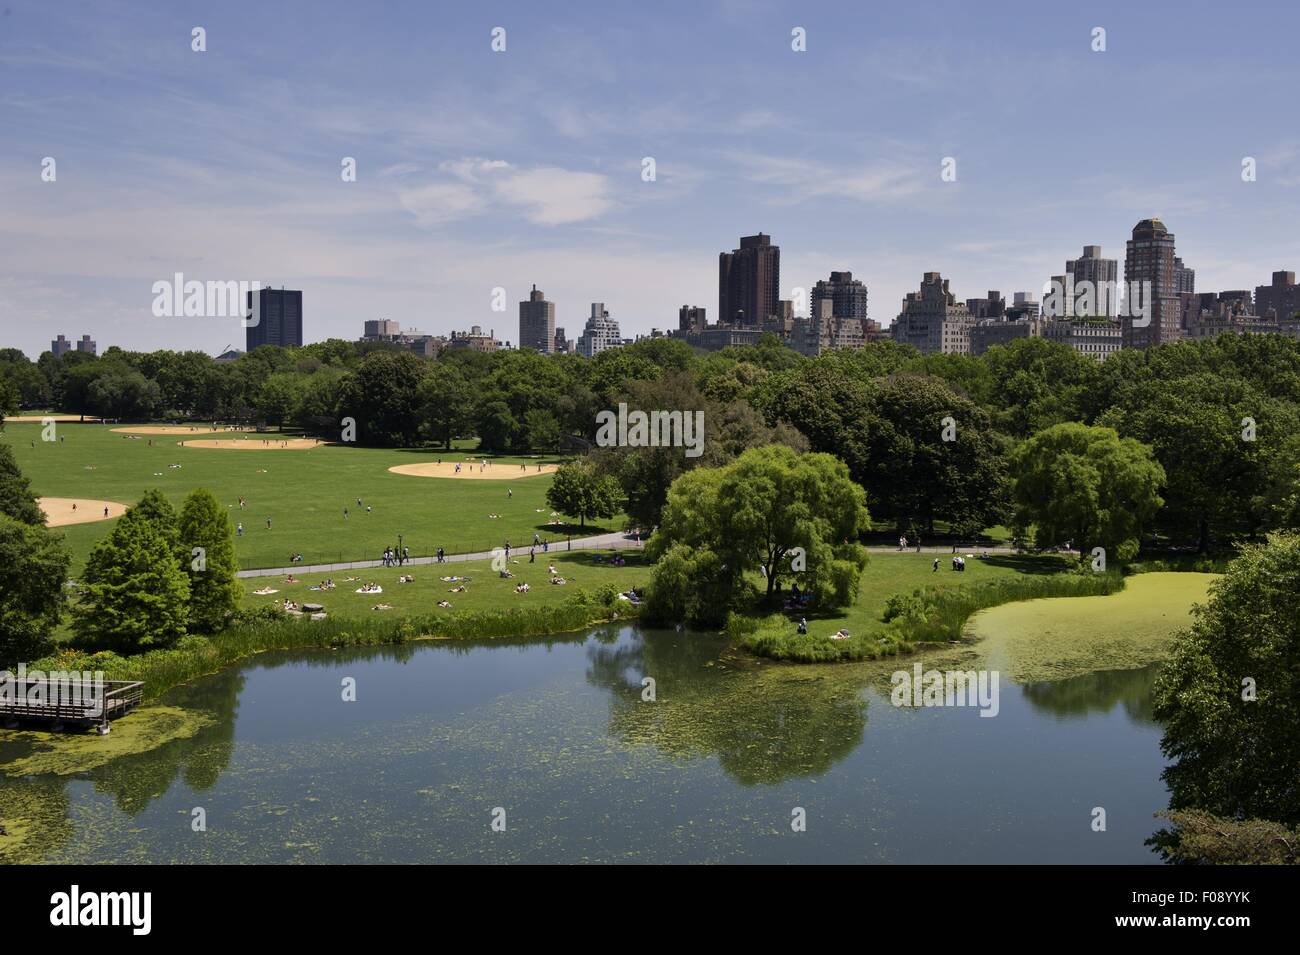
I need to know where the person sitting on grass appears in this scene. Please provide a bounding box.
[514,582,530,593]
[437,600,451,609]
[550,576,566,585]
[285,574,299,584]
[797,618,808,634]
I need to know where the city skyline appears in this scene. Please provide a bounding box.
[4,1,1300,358]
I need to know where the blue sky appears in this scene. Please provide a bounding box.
[3,0,1299,357]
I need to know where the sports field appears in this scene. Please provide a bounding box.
[1,420,612,573]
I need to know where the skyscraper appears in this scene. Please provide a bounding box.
[1123,219,1181,348]
[577,303,622,357]
[1064,245,1119,318]
[718,233,780,326]
[245,288,303,350]
[1256,270,1300,321]
[890,272,975,354]
[518,284,556,353]
[811,271,869,322]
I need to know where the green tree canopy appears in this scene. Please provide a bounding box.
[645,444,870,625]
[545,461,622,529]
[0,513,71,666]
[178,488,242,631]
[1010,422,1165,561]
[1152,532,1300,826]
[73,501,190,652]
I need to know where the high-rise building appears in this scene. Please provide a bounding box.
[245,288,303,350]
[50,334,96,357]
[1123,218,1181,348]
[518,284,556,353]
[1255,271,1300,322]
[1174,257,1196,294]
[966,291,1005,320]
[678,305,707,332]
[810,271,868,322]
[890,272,975,354]
[362,319,401,339]
[718,233,780,326]
[1064,245,1120,318]
[577,303,622,357]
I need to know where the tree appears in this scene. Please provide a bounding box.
[0,444,45,525]
[335,350,427,446]
[522,408,561,452]
[418,362,475,449]
[0,374,19,419]
[645,445,870,624]
[1152,533,1300,825]
[131,488,183,565]
[73,506,190,652]
[0,513,71,666]
[178,488,241,631]
[545,461,622,529]
[1010,423,1165,560]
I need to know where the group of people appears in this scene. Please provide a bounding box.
[381,546,410,567]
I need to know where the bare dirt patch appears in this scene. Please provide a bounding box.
[388,461,558,480]
[180,438,323,450]
[37,497,128,526]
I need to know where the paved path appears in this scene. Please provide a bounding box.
[238,537,1050,580]
[236,530,641,579]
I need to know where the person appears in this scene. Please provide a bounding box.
[932,557,939,572]
[103,505,109,517]
[508,488,512,498]
[529,547,536,563]
[344,507,348,519]
[899,535,907,551]
[237,522,243,537]
[797,618,808,635]
[71,502,77,512]
[266,517,272,529]
[403,546,409,564]
[437,546,445,563]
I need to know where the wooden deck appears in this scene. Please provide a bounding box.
[0,678,143,733]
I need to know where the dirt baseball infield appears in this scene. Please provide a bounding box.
[38,497,127,526]
[387,461,558,480]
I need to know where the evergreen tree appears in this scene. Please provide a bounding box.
[73,506,189,652]
[0,513,71,666]
[0,443,45,526]
[178,488,241,631]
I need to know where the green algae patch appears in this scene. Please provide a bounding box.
[0,706,213,778]
[964,572,1217,683]
[0,778,73,864]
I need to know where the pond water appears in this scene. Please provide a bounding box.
[2,621,1172,863]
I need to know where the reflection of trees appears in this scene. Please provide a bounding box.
[87,668,245,814]
[586,628,869,786]
[1019,664,1158,724]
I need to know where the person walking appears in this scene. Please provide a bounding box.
[237,522,244,537]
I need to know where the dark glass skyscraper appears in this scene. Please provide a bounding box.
[246,287,303,350]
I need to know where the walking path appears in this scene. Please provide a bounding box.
[238,536,1040,580]
[236,530,640,579]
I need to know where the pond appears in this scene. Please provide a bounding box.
[3,573,1206,863]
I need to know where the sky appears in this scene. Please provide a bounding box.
[2,0,1299,358]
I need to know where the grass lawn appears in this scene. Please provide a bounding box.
[239,549,650,620]
[2,421,624,572]
[797,552,1073,640]
[739,551,1075,661]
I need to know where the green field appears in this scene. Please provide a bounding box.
[1,421,621,572]
[240,549,649,618]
